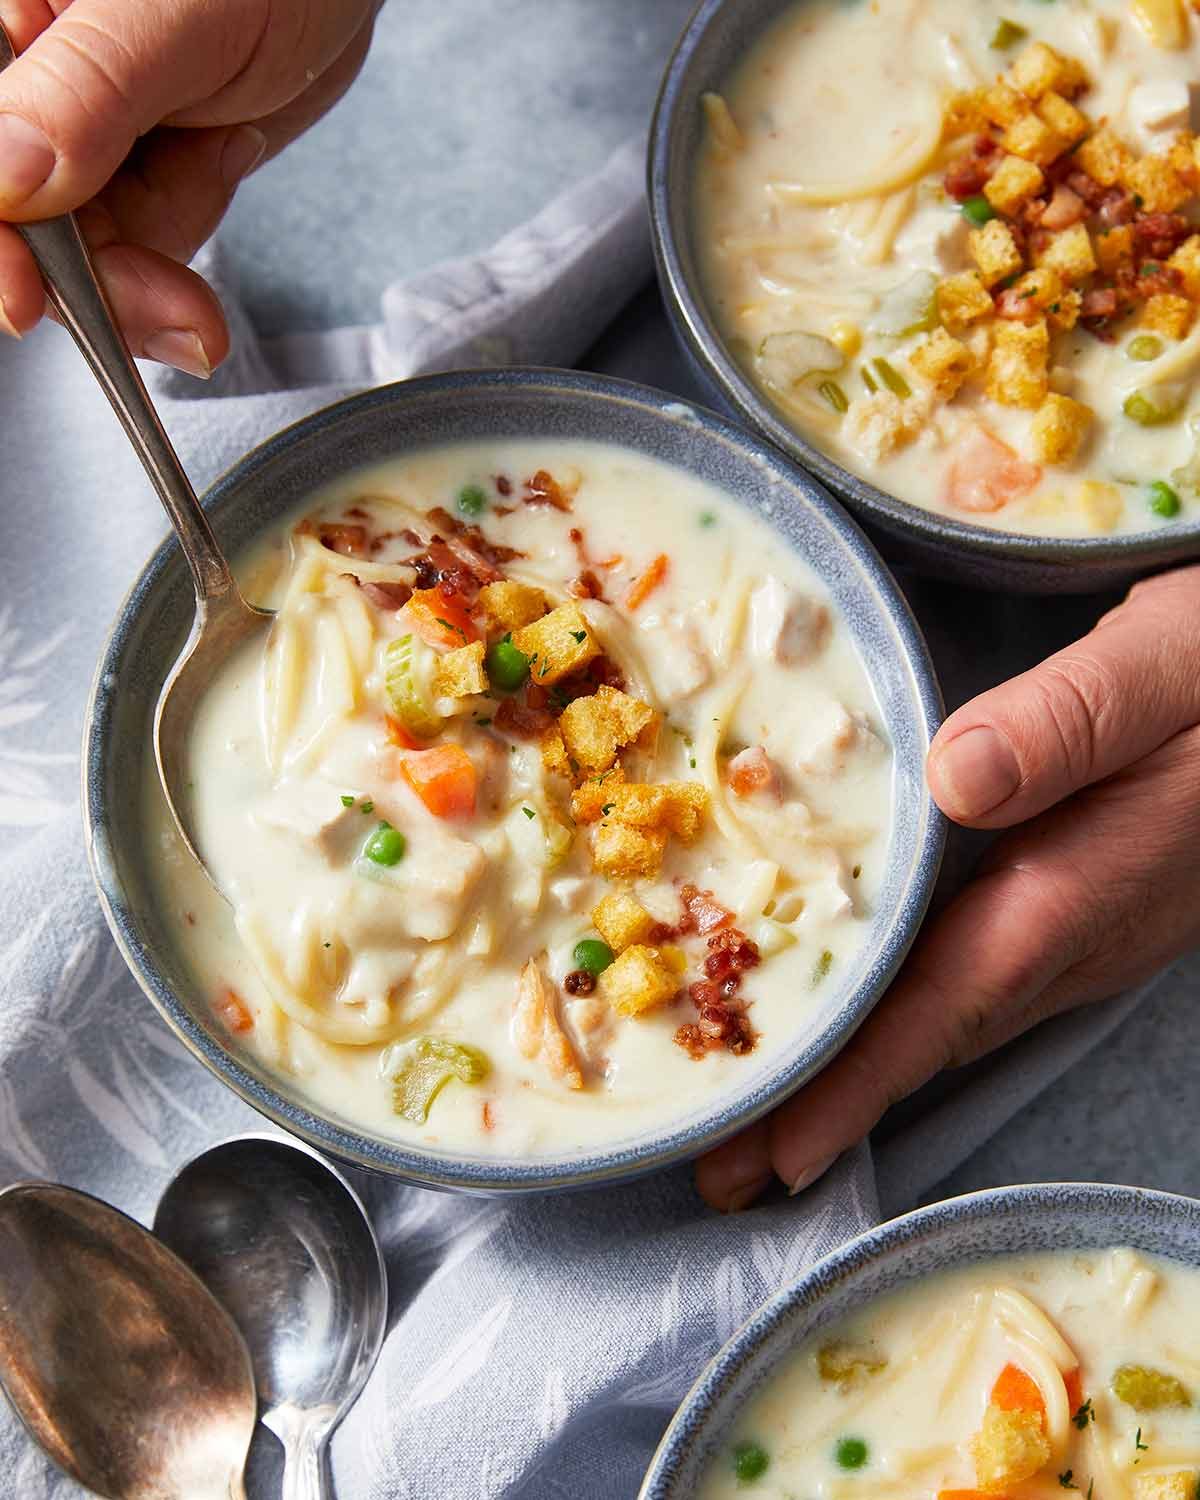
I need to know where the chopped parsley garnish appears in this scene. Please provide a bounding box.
[1135,1429,1149,1457]
[341,794,356,807]
[522,806,535,819]
[812,949,834,985]
[699,510,717,528]
[1059,1472,1077,1490]
[1072,1399,1094,1430]
[435,617,467,640]
[360,799,375,815]
[570,630,588,643]
[851,863,862,879]
[601,803,615,815]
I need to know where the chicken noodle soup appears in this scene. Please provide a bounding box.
[700,1247,1200,1497]
[695,0,1200,537]
[147,439,893,1155]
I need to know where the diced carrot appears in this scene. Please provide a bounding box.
[624,553,669,610]
[400,587,480,650]
[215,988,253,1034]
[1064,1367,1084,1414]
[992,1362,1045,1420]
[384,713,424,750]
[400,744,477,818]
[943,429,1042,514]
[726,745,779,799]
[482,1100,496,1132]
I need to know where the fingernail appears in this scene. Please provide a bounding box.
[726,1174,773,1214]
[930,725,1020,819]
[0,293,21,339]
[142,328,212,379]
[788,1153,838,1197]
[0,114,55,205]
[220,125,267,191]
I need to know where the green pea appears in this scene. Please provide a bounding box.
[1127,335,1164,363]
[732,1440,770,1483]
[835,1437,869,1470]
[572,939,614,975]
[485,638,530,692]
[364,822,406,867]
[1148,480,1182,518]
[457,484,487,517]
[1124,389,1185,427]
[961,195,995,228]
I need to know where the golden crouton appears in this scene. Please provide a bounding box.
[614,782,708,841]
[1036,224,1097,283]
[541,725,572,779]
[590,820,667,879]
[1008,267,1065,314]
[1124,154,1190,213]
[1037,91,1089,147]
[592,891,656,953]
[844,391,925,463]
[511,602,600,687]
[1169,234,1200,297]
[984,154,1045,216]
[1003,111,1066,167]
[1009,41,1076,100]
[1142,293,1196,341]
[937,271,995,333]
[984,80,1031,129]
[1129,0,1188,49]
[1048,288,1083,331]
[986,319,1050,408]
[598,944,679,1017]
[1080,479,1124,532]
[943,89,989,137]
[1095,225,1135,275]
[970,220,1025,287]
[1168,131,1200,188]
[970,1404,1051,1492]
[559,685,658,773]
[1133,1474,1199,1500]
[432,641,487,698]
[1032,393,1093,464]
[570,765,626,821]
[1075,125,1134,187]
[909,328,974,401]
[477,580,548,634]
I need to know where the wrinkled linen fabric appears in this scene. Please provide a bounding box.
[0,137,1150,1497]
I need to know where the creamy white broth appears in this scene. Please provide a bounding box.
[695,0,1200,538]
[144,439,893,1157]
[699,1246,1200,1498]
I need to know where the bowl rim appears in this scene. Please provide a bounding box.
[83,365,945,1192]
[638,1179,1200,1497]
[647,0,1200,567]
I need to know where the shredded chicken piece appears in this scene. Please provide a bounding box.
[513,959,584,1090]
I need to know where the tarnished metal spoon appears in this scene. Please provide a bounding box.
[0,21,273,879]
[154,1135,388,1500]
[0,1182,256,1499]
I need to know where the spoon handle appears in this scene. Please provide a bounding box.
[280,1428,331,1500]
[0,22,235,608]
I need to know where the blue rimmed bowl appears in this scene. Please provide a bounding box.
[648,0,1200,594]
[639,1182,1200,1496]
[83,368,944,1193]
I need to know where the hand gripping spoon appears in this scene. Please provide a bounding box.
[0,21,273,878]
[0,1182,256,1499]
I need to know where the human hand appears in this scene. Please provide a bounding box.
[0,0,379,372]
[697,564,1200,1211]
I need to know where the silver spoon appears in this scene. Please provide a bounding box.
[0,21,272,877]
[153,1134,388,1500]
[0,1181,256,1499]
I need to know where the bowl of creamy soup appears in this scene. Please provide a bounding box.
[640,1181,1200,1497]
[84,370,943,1191]
[651,0,1200,590]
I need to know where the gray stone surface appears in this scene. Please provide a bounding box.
[218,0,1196,1206]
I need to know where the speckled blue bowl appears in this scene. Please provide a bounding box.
[648,0,1200,594]
[84,369,944,1193]
[640,1181,1200,1496]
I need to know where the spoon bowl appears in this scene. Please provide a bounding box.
[0,1182,256,1500]
[0,19,273,879]
[153,1134,388,1500]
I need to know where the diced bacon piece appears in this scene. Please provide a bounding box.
[1097,189,1136,228]
[317,523,368,558]
[727,746,782,800]
[215,989,253,1033]
[524,470,573,511]
[1065,171,1106,209]
[1081,286,1120,320]
[680,883,733,935]
[358,579,413,611]
[1040,185,1085,232]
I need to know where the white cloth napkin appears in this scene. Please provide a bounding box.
[0,137,1154,1498]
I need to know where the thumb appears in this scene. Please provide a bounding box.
[0,0,256,218]
[927,565,1200,829]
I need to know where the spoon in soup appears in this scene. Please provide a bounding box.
[0,1181,257,1499]
[0,21,273,878]
[153,1134,389,1500]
